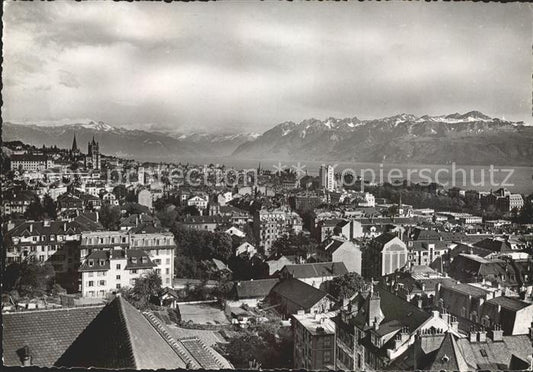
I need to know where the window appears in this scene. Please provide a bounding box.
[116,264,121,270]
[166,268,170,275]
[99,280,106,286]
[88,281,94,287]
[480,349,488,357]
[89,260,94,267]
[88,272,94,277]
[324,350,331,363]
[116,275,121,280]
[132,269,138,274]
[116,284,121,289]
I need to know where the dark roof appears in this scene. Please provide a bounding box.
[181,215,231,224]
[11,154,48,162]
[233,279,280,299]
[125,249,156,270]
[79,251,110,271]
[457,335,533,370]
[281,262,348,278]
[119,213,158,228]
[7,220,85,238]
[474,238,513,253]
[129,223,167,234]
[351,286,430,332]
[373,232,399,246]
[486,296,531,311]
[3,305,104,366]
[440,280,490,297]
[269,278,329,309]
[427,332,470,371]
[55,296,187,369]
[74,213,104,231]
[450,243,493,258]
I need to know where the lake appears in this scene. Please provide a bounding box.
[169,156,533,195]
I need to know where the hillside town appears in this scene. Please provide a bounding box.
[2,136,533,370]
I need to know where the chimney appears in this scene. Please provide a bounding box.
[21,346,32,366]
[367,286,384,329]
[95,211,99,222]
[469,328,478,343]
[451,316,459,332]
[478,329,487,342]
[29,224,33,233]
[491,324,503,342]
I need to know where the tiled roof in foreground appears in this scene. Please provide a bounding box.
[2,305,104,366]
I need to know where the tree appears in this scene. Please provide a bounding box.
[128,271,163,310]
[10,262,56,297]
[324,272,366,300]
[218,321,293,369]
[42,194,57,219]
[100,204,122,230]
[24,197,45,220]
[516,196,533,224]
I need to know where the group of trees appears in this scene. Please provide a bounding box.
[322,272,366,300]
[271,232,317,258]
[24,194,57,220]
[513,194,533,224]
[119,271,162,310]
[3,261,59,298]
[218,321,293,369]
[170,225,233,279]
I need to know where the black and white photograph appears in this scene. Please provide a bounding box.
[2,1,533,370]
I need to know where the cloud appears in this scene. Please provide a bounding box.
[2,2,531,131]
[58,70,80,88]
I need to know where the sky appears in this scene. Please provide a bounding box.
[2,1,532,133]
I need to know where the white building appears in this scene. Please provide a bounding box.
[80,229,175,296]
[138,189,153,209]
[10,154,54,172]
[358,192,376,207]
[79,249,156,297]
[319,165,336,192]
[138,166,145,185]
[187,195,209,211]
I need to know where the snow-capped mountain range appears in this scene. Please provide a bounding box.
[3,111,533,165]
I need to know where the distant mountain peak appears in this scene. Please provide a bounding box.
[82,121,116,131]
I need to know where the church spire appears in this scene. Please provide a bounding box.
[72,134,78,152]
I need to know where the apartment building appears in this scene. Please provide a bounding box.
[80,227,175,295]
[293,311,336,370]
[253,208,303,255]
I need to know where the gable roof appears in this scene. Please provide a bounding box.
[373,232,400,246]
[456,335,533,370]
[474,238,513,253]
[3,305,104,366]
[281,262,348,278]
[351,286,431,332]
[269,278,329,309]
[427,332,470,371]
[485,296,531,312]
[55,296,187,369]
[233,279,280,299]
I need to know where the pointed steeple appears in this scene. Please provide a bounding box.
[71,134,78,152]
[92,136,96,145]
